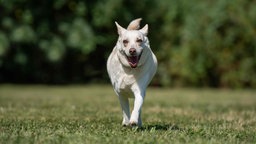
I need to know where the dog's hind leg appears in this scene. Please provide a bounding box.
[118,95,130,126]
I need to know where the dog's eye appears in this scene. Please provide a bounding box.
[123,40,128,44]
[136,39,143,43]
[123,40,129,46]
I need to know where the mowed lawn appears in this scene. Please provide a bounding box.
[0,85,255,144]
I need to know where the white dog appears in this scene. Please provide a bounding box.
[107,18,157,127]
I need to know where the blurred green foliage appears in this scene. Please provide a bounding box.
[0,0,255,88]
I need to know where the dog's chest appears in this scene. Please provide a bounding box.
[114,74,137,98]
[115,68,141,90]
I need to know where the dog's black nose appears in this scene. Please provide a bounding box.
[129,48,136,55]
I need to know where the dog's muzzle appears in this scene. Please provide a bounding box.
[120,49,142,68]
[126,52,142,68]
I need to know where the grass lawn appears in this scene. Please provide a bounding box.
[0,85,255,144]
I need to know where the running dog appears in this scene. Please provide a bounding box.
[107,18,157,127]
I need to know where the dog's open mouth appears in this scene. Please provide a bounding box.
[126,53,142,68]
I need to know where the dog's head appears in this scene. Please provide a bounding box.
[115,18,149,68]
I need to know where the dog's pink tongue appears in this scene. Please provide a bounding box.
[128,56,138,68]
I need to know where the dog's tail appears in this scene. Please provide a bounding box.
[127,18,142,30]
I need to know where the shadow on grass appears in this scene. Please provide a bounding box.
[126,124,184,132]
[142,124,182,131]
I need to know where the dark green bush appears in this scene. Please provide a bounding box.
[153,0,256,88]
[0,0,255,88]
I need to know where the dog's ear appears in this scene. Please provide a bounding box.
[115,22,126,36]
[139,24,148,36]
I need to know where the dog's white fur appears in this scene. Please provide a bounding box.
[107,18,157,127]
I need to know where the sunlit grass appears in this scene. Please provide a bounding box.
[0,85,255,143]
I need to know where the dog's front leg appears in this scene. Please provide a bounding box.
[118,95,130,126]
[130,89,145,127]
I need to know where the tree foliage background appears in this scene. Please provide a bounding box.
[0,0,255,88]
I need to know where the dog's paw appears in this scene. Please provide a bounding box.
[129,121,139,127]
[122,123,130,127]
[122,119,130,127]
[130,121,137,126]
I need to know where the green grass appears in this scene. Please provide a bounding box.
[0,85,255,144]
